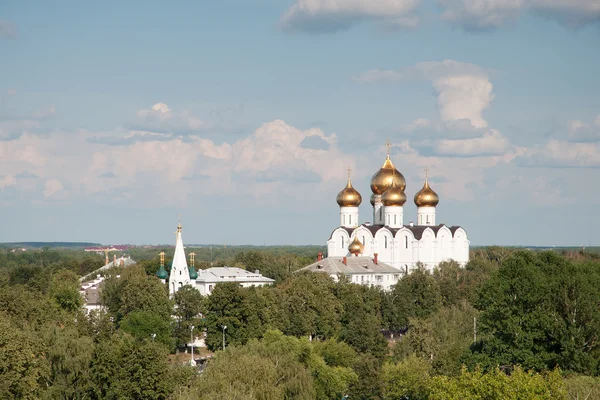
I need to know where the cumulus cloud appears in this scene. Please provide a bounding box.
[568,115,600,142]
[415,129,512,157]
[124,103,211,135]
[357,60,494,128]
[280,0,421,33]
[43,179,64,198]
[517,140,600,168]
[438,0,600,30]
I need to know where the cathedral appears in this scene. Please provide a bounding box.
[326,142,470,274]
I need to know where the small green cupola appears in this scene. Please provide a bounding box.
[156,251,168,280]
[188,252,198,280]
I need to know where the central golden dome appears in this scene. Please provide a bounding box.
[382,180,407,206]
[336,178,362,207]
[348,236,364,256]
[370,155,406,195]
[414,177,439,207]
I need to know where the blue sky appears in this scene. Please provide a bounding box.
[1,0,599,246]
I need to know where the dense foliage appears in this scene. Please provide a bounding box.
[1,245,600,399]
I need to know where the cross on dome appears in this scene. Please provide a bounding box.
[385,138,392,157]
[347,166,352,179]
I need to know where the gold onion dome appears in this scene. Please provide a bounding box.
[348,236,364,256]
[382,180,407,206]
[370,155,406,195]
[336,173,362,207]
[414,177,439,207]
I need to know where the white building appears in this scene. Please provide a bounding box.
[298,253,401,291]
[325,143,469,275]
[193,267,275,296]
[162,222,274,296]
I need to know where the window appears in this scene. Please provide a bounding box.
[349,215,351,225]
[394,214,396,225]
[379,208,382,220]
[384,236,388,249]
[405,236,408,249]
[361,276,364,283]
[376,275,383,282]
[362,236,365,246]
[426,215,429,224]
[179,271,182,275]
[208,285,213,292]
[342,237,344,248]
[393,274,399,281]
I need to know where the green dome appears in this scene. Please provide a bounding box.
[156,265,168,280]
[189,266,198,280]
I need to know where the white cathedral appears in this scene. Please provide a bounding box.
[326,145,470,274]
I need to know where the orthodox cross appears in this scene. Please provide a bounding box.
[347,166,352,180]
[385,138,392,156]
[424,166,429,180]
[159,251,165,267]
[189,252,196,267]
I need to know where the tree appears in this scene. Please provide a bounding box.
[336,282,388,359]
[394,303,478,376]
[89,333,177,400]
[428,366,566,400]
[0,314,49,399]
[119,311,175,350]
[275,272,342,340]
[382,355,431,400]
[100,265,172,321]
[173,285,205,346]
[386,267,441,330]
[204,282,268,351]
[49,269,82,313]
[41,324,94,399]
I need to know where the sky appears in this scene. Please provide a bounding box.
[1,0,599,246]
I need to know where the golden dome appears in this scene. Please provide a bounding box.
[370,155,406,195]
[348,236,364,256]
[414,177,439,207]
[336,176,362,207]
[381,180,406,206]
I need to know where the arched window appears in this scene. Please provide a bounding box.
[405,236,408,249]
[385,236,388,249]
[342,236,345,248]
[362,236,365,246]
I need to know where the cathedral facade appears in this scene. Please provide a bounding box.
[327,146,469,274]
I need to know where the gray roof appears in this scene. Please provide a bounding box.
[195,266,275,283]
[298,256,401,275]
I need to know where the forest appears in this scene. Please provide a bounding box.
[1,245,600,399]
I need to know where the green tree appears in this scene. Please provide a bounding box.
[204,282,268,351]
[382,355,431,400]
[275,272,342,340]
[428,366,566,400]
[0,314,49,399]
[386,267,441,330]
[89,333,176,400]
[48,269,82,313]
[120,311,175,350]
[41,325,94,399]
[173,285,205,346]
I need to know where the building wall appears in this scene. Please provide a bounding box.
[327,225,470,273]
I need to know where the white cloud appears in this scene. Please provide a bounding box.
[124,102,210,135]
[517,139,600,168]
[0,175,16,190]
[280,0,421,32]
[357,60,494,128]
[415,129,512,156]
[438,0,600,30]
[568,115,600,142]
[43,179,64,198]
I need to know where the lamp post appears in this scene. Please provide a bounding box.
[221,325,227,351]
[151,333,156,342]
[190,325,195,366]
